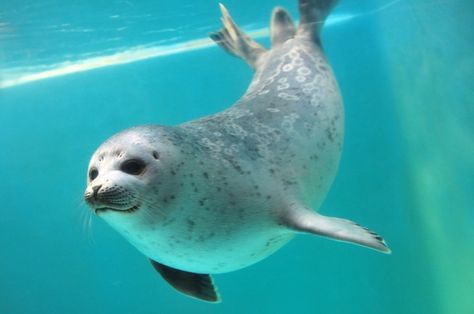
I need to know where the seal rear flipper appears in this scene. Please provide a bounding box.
[150,259,221,303]
[210,4,267,70]
[297,0,339,44]
[282,207,391,253]
[271,7,296,47]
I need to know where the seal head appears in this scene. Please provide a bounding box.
[84,126,177,216]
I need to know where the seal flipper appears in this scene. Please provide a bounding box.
[271,7,296,47]
[150,259,221,303]
[282,207,391,253]
[210,4,267,70]
[297,0,339,43]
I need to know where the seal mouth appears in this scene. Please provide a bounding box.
[94,204,140,215]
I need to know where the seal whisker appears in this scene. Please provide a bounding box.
[132,196,166,218]
[136,207,158,222]
[79,207,95,244]
[86,211,95,245]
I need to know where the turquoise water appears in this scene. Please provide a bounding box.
[1,0,473,313]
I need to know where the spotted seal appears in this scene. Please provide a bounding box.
[84,0,390,303]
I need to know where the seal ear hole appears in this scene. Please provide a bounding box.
[121,159,146,175]
[89,168,99,181]
[152,151,160,160]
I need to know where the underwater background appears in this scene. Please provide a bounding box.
[1,0,473,313]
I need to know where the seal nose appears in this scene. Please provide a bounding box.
[85,185,102,204]
[92,185,102,198]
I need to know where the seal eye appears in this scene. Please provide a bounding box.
[89,168,99,181]
[121,159,146,175]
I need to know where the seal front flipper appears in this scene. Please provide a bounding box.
[209,4,267,70]
[282,207,391,253]
[150,260,221,303]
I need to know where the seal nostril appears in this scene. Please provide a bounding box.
[92,185,102,198]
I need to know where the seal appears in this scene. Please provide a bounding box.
[84,0,390,303]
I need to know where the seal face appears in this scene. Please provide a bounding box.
[84,0,390,303]
[85,130,164,215]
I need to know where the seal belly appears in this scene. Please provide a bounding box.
[112,206,294,274]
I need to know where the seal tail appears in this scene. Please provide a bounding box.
[210,1,338,68]
[297,0,339,43]
[210,3,267,70]
[271,7,296,47]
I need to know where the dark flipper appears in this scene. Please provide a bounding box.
[150,259,220,303]
[298,0,339,42]
[271,7,296,47]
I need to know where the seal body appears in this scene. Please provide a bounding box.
[84,0,389,302]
